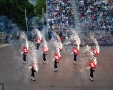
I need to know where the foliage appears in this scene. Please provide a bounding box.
[0,0,46,30]
[35,0,46,18]
[0,0,37,30]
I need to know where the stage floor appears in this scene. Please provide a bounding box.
[0,40,113,90]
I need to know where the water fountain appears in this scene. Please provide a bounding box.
[69,29,81,50]
[79,33,99,77]
[48,31,62,58]
[19,31,29,53]
[11,24,100,81]
[28,42,38,71]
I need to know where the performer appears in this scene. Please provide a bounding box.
[42,46,48,64]
[58,42,62,52]
[54,52,60,72]
[29,63,38,81]
[36,38,41,50]
[93,48,99,56]
[71,47,79,64]
[23,46,28,64]
[89,58,97,81]
[60,36,63,43]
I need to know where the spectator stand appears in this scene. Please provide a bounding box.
[76,0,113,45]
[47,0,76,40]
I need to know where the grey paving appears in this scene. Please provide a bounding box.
[0,40,113,90]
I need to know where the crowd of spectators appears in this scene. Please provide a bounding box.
[77,0,113,41]
[47,0,75,32]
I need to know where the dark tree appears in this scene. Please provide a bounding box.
[35,0,46,18]
[0,0,37,30]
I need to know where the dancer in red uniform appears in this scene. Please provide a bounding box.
[23,46,28,64]
[36,38,41,50]
[54,52,60,72]
[29,63,38,81]
[71,47,79,64]
[93,48,99,56]
[89,58,97,81]
[42,46,48,64]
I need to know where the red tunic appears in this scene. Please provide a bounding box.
[72,47,79,55]
[93,48,98,56]
[36,38,41,44]
[89,60,96,70]
[23,46,28,54]
[54,53,60,62]
[42,47,48,54]
[32,63,38,72]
